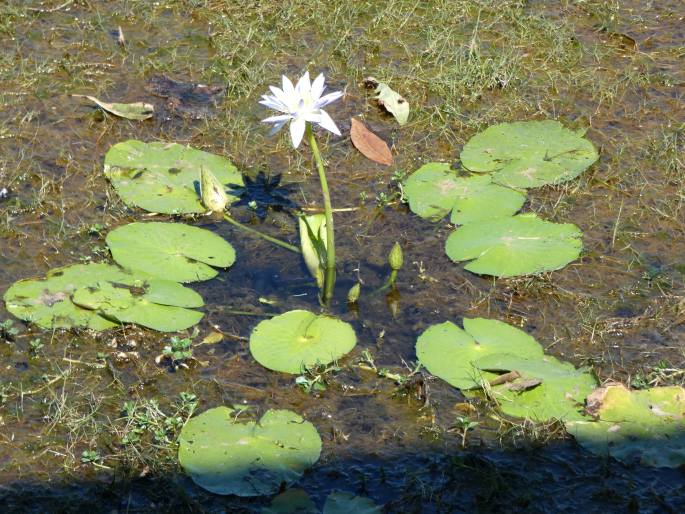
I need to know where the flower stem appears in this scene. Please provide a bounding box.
[306,124,336,305]
[222,213,300,253]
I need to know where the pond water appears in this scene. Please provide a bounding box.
[0,1,684,512]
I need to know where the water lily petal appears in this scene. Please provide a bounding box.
[262,114,292,124]
[316,109,341,136]
[315,91,343,109]
[295,71,311,97]
[290,117,306,148]
[311,73,326,101]
[268,86,291,110]
[259,96,287,112]
[282,75,296,97]
[269,119,288,135]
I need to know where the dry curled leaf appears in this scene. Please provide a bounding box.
[350,118,393,166]
[73,95,154,120]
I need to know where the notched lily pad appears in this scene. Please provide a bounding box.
[445,213,583,277]
[107,222,236,283]
[460,120,598,188]
[475,353,597,422]
[250,310,356,374]
[72,278,203,332]
[404,162,526,223]
[104,140,242,214]
[566,385,685,467]
[178,407,322,496]
[416,318,544,390]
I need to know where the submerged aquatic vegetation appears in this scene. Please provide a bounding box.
[178,407,322,496]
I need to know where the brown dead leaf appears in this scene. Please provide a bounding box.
[350,118,393,166]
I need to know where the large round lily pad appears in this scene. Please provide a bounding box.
[566,385,685,467]
[460,120,599,188]
[403,162,526,224]
[445,213,582,277]
[107,222,236,283]
[178,407,322,496]
[250,310,357,374]
[475,353,597,422]
[415,318,544,390]
[104,140,242,214]
[72,279,203,332]
[3,263,202,331]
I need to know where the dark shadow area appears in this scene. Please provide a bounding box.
[2,441,684,513]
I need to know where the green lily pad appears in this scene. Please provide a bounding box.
[475,353,597,422]
[415,318,544,390]
[3,263,201,331]
[104,140,242,214]
[460,120,598,188]
[106,222,236,283]
[323,492,382,514]
[403,162,526,224]
[250,310,356,374]
[72,278,203,332]
[262,489,317,514]
[566,385,685,468]
[445,213,582,277]
[178,407,322,496]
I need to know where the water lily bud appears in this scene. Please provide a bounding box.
[347,283,361,303]
[200,168,229,213]
[388,242,403,271]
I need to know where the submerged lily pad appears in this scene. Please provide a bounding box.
[403,162,526,223]
[323,492,382,514]
[566,385,685,467]
[3,263,201,331]
[72,278,203,332]
[178,407,322,496]
[416,318,544,390]
[475,353,597,422]
[250,310,356,374]
[460,120,598,188]
[104,140,242,214]
[262,489,317,514]
[445,213,582,277]
[107,222,236,283]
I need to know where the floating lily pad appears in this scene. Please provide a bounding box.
[3,263,200,331]
[323,492,382,514]
[566,385,685,467]
[262,489,317,514]
[445,213,582,277]
[416,318,544,390]
[106,222,236,283]
[72,278,203,332]
[403,162,526,223]
[104,140,242,214]
[460,120,598,188]
[178,407,322,496]
[250,310,356,374]
[475,353,596,422]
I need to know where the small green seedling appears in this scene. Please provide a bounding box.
[451,415,480,448]
[0,320,19,342]
[295,361,340,394]
[157,336,194,370]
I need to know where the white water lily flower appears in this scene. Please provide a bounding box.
[260,71,343,148]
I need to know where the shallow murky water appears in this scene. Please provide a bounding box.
[1,1,684,512]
